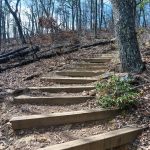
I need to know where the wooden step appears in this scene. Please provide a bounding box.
[101,56,114,59]
[55,70,104,77]
[76,63,108,68]
[71,66,108,71]
[28,86,95,93]
[39,127,143,150]
[13,95,94,105]
[81,58,111,63]
[41,77,98,84]
[101,54,116,57]
[10,109,118,130]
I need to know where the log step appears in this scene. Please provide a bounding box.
[10,109,118,130]
[101,54,116,57]
[28,86,95,93]
[81,58,111,63]
[41,77,98,84]
[13,95,94,105]
[55,70,104,77]
[39,127,143,150]
[71,66,108,71]
[76,63,108,67]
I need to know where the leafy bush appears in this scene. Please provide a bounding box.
[96,75,139,109]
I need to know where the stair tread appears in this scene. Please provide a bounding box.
[29,85,95,89]
[41,77,98,79]
[15,95,94,98]
[10,109,118,130]
[11,109,109,120]
[39,127,143,150]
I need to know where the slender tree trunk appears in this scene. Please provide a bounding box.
[2,12,6,41]
[4,0,26,44]
[6,13,10,42]
[76,0,79,31]
[90,0,93,30]
[72,2,75,31]
[100,0,103,29]
[111,0,145,73]
[142,8,147,27]
[78,0,82,31]
[0,0,2,51]
[94,0,97,38]
[31,5,34,35]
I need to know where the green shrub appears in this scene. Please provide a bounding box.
[96,75,139,109]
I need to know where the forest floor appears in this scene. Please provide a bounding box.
[0,30,150,150]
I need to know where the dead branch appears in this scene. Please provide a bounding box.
[0,38,115,72]
[80,38,115,49]
[0,46,39,64]
[0,46,28,58]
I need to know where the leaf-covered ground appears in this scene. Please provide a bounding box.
[0,31,150,149]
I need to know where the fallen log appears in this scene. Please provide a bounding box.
[37,44,79,59]
[0,46,39,64]
[0,58,35,72]
[23,73,41,81]
[0,39,114,72]
[41,38,115,51]
[0,46,28,58]
[0,45,79,72]
[81,38,115,49]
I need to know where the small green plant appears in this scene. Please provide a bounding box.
[96,75,139,109]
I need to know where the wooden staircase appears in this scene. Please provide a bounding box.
[10,53,143,149]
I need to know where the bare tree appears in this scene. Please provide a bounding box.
[0,0,2,50]
[4,0,26,44]
[94,0,98,38]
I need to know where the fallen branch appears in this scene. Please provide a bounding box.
[0,45,79,72]
[0,46,39,64]
[81,38,115,49]
[0,38,114,72]
[0,46,28,58]
[23,73,41,81]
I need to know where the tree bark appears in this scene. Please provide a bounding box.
[99,0,103,30]
[90,0,93,30]
[111,0,145,73]
[0,0,2,51]
[94,0,98,38]
[71,1,75,31]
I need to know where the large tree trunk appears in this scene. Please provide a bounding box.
[111,0,145,73]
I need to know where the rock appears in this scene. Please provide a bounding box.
[6,89,15,94]
[89,90,96,96]
[144,41,150,48]
[100,72,114,79]
[0,144,6,150]
[0,131,2,137]
[36,136,48,143]
[0,142,7,150]
[115,73,131,81]
[82,91,89,96]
